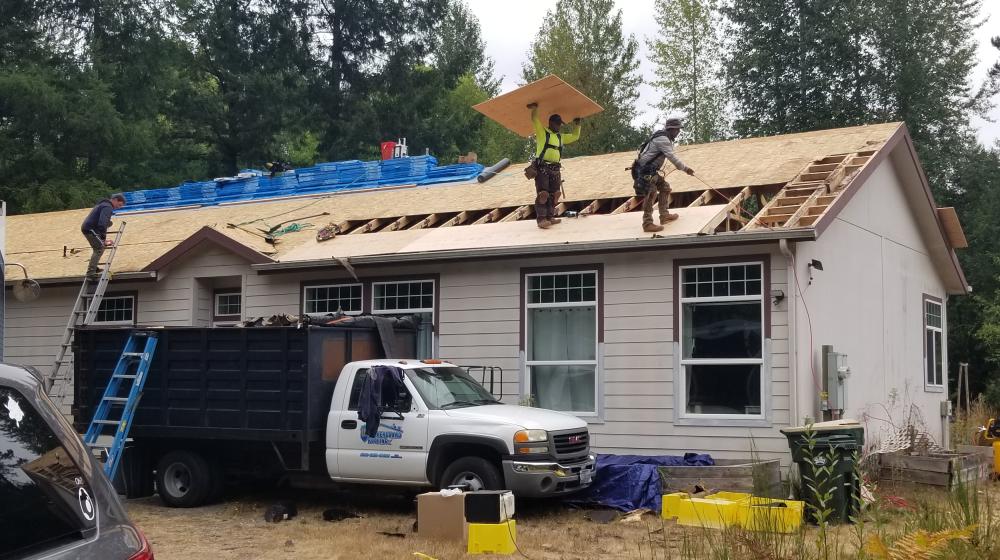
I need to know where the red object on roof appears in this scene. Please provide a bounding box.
[380,141,396,161]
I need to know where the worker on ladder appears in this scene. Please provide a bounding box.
[81,194,126,277]
[631,117,695,232]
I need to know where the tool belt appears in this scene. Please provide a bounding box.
[524,159,561,180]
[631,161,659,196]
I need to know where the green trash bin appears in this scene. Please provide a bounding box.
[781,421,865,524]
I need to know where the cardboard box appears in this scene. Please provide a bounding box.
[417,491,467,541]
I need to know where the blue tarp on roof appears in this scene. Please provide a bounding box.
[119,155,484,213]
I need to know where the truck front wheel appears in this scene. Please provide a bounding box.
[441,457,504,491]
[156,450,213,508]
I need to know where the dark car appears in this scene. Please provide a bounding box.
[0,363,152,559]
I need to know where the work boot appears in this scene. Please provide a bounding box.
[661,212,679,223]
[643,223,664,233]
[537,220,552,229]
[549,217,562,224]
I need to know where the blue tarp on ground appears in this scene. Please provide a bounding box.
[568,453,714,512]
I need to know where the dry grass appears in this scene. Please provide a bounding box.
[127,481,1000,560]
[951,396,999,446]
[127,486,671,560]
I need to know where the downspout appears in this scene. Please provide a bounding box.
[942,294,951,450]
[779,239,800,426]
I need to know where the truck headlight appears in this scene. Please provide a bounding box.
[514,429,548,443]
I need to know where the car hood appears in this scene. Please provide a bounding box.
[443,404,586,431]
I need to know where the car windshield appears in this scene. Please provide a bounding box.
[406,367,500,410]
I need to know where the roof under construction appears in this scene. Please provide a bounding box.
[3,122,966,287]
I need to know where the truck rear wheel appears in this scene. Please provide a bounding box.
[441,457,503,491]
[156,450,213,508]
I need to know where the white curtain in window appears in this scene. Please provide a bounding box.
[528,306,596,412]
[528,307,595,361]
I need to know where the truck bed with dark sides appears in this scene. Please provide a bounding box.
[73,323,416,445]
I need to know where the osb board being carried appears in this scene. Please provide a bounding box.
[473,75,604,137]
[4,123,903,281]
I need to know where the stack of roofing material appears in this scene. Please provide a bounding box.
[120,155,484,213]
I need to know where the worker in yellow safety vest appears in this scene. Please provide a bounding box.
[526,103,582,229]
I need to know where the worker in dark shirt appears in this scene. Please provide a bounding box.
[80,194,125,277]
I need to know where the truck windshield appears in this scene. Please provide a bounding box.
[406,367,500,410]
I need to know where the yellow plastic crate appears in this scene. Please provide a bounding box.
[467,520,517,555]
[661,492,746,529]
[742,497,804,533]
[662,492,803,534]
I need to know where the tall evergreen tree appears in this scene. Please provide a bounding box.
[722,0,875,137]
[310,0,446,157]
[522,0,643,155]
[171,0,315,175]
[648,0,728,143]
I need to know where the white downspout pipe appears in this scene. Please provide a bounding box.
[779,239,800,426]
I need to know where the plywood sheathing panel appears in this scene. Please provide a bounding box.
[937,207,969,249]
[6,123,900,280]
[279,205,729,263]
[472,75,605,137]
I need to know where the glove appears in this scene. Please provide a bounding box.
[685,168,696,176]
[572,117,582,125]
[526,102,538,109]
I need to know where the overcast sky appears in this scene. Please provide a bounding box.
[466,0,1000,147]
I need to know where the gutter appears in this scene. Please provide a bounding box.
[252,229,817,272]
[3,271,156,287]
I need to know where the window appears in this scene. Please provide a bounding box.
[525,271,598,415]
[373,280,435,359]
[304,283,362,315]
[679,263,765,417]
[347,369,412,413]
[91,294,135,324]
[373,280,434,312]
[925,298,944,388]
[1,385,97,557]
[215,291,241,318]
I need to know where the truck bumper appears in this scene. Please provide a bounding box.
[502,455,596,497]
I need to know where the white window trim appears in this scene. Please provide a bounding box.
[303,283,364,316]
[214,291,242,318]
[677,262,766,421]
[524,270,600,417]
[89,294,136,326]
[924,299,944,390]
[371,279,436,314]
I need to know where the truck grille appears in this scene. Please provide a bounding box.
[552,430,589,458]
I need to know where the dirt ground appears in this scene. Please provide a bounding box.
[127,482,1000,560]
[127,486,692,560]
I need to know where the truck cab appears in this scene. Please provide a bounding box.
[327,360,596,497]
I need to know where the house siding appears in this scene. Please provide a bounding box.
[6,240,794,462]
[792,160,950,444]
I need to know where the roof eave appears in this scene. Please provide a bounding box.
[251,228,817,272]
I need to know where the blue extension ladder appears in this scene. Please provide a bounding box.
[83,331,158,479]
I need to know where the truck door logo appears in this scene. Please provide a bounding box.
[359,423,404,446]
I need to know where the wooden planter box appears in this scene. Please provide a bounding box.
[658,459,783,498]
[879,451,989,488]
